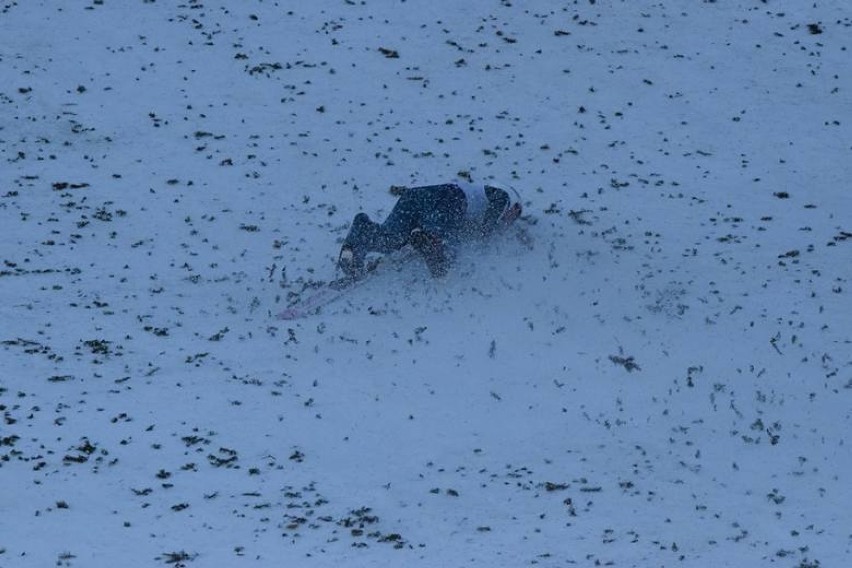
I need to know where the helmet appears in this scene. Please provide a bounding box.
[485,183,522,227]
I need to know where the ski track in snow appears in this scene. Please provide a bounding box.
[1,1,850,567]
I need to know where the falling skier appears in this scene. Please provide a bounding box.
[276,181,524,320]
[338,181,523,278]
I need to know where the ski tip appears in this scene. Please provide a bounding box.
[276,308,302,320]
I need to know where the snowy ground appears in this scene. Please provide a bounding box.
[1,1,850,566]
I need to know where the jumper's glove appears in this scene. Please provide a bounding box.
[409,228,448,278]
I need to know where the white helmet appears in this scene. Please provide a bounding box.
[485,183,523,227]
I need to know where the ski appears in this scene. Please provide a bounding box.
[276,248,416,320]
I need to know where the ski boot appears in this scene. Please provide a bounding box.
[337,245,364,279]
[338,213,380,278]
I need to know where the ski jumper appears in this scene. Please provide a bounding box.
[340,181,517,276]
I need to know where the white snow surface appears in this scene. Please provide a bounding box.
[1,1,850,567]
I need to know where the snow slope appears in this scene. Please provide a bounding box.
[1,1,850,566]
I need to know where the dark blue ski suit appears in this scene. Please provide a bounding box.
[340,181,521,277]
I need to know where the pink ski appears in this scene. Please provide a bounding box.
[276,248,417,320]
